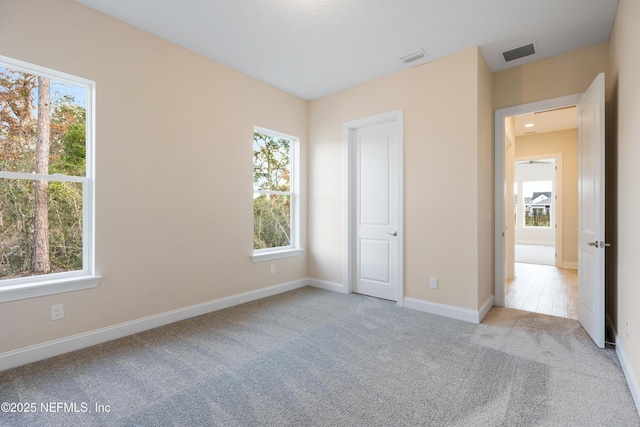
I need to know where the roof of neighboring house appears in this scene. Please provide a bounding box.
[525,192,552,206]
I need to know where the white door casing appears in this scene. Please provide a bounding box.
[494,75,606,348]
[577,72,606,348]
[344,110,403,303]
[495,94,582,306]
[513,154,563,267]
[505,118,516,280]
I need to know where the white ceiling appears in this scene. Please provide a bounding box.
[74,0,619,100]
[514,107,577,136]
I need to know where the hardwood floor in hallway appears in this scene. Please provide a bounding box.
[506,262,578,319]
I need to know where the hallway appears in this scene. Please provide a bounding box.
[506,263,578,319]
[515,244,555,266]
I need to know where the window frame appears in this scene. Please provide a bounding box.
[0,55,101,302]
[251,126,302,262]
[521,181,553,229]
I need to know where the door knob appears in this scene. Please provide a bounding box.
[388,231,398,237]
[587,241,599,247]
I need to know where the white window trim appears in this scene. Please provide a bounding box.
[251,248,304,263]
[251,127,302,262]
[0,55,101,302]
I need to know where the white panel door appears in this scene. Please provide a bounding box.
[577,73,606,348]
[353,122,399,301]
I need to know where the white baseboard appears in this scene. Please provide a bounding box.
[562,261,578,269]
[0,279,308,372]
[307,278,346,293]
[616,337,640,417]
[307,280,493,323]
[515,240,555,246]
[478,294,495,322]
[404,297,488,324]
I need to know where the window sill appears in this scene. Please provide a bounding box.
[0,275,102,303]
[252,248,304,263]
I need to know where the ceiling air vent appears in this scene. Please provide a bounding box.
[400,49,426,64]
[502,43,536,62]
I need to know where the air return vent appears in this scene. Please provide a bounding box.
[400,49,426,64]
[502,43,536,62]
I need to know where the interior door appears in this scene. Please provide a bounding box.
[353,122,399,301]
[577,72,606,348]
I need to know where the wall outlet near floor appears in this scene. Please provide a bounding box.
[270,265,276,275]
[51,304,64,321]
[626,320,629,339]
[429,277,438,289]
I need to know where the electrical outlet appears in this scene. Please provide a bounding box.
[429,277,438,289]
[51,304,64,321]
[270,265,276,275]
[626,320,630,339]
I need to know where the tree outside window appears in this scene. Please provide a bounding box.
[253,129,297,251]
[0,60,91,282]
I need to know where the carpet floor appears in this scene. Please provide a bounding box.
[1,287,638,426]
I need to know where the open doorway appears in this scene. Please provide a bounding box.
[503,107,579,319]
[496,75,606,346]
[514,157,557,266]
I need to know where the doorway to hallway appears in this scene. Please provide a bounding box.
[506,263,578,319]
[496,74,607,347]
[505,115,576,320]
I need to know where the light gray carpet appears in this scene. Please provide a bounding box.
[1,287,638,426]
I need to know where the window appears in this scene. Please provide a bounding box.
[515,159,555,230]
[252,127,302,262]
[522,181,552,227]
[0,55,100,302]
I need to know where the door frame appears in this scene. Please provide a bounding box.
[495,94,581,305]
[343,109,404,305]
[513,153,564,268]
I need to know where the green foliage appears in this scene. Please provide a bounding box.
[253,132,292,250]
[0,179,35,274]
[524,211,550,227]
[47,181,83,271]
[253,131,290,192]
[253,194,291,249]
[0,69,85,279]
[0,70,36,171]
[50,96,86,176]
[50,122,86,176]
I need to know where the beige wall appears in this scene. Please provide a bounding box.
[309,47,493,312]
[515,129,578,265]
[609,0,640,402]
[494,0,639,401]
[493,40,609,314]
[2,4,635,402]
[494,43,609,110]
[0,0,308,353]
[477,52,495,308]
